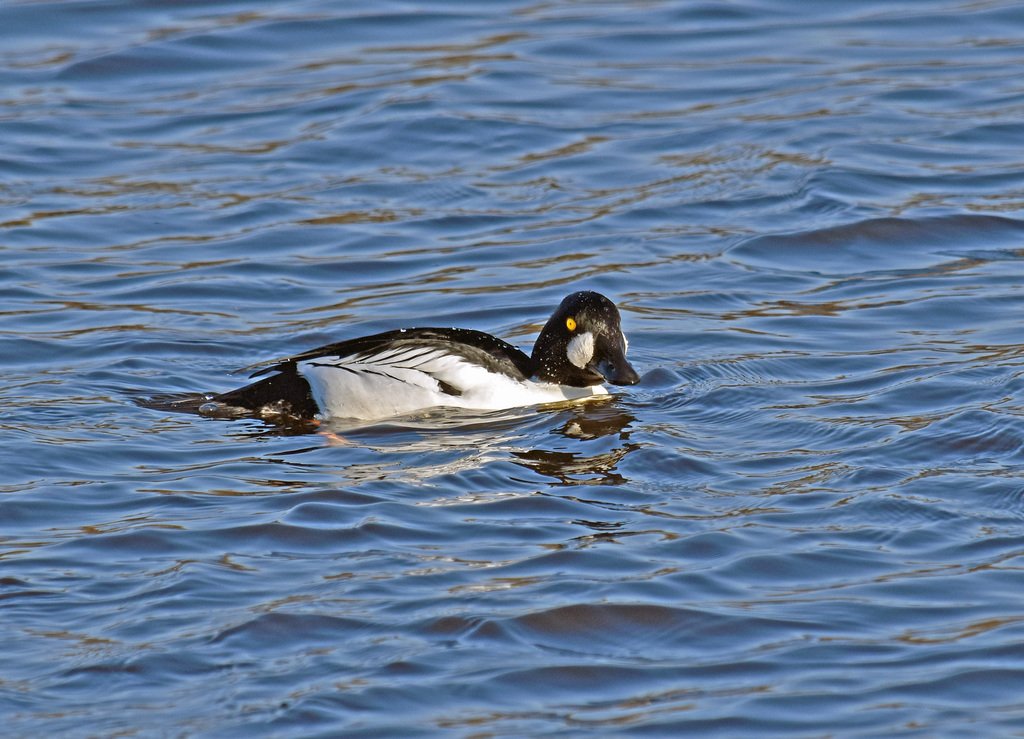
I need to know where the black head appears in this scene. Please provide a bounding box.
[531,291,640,387]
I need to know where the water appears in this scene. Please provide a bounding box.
[5,0,1024,735]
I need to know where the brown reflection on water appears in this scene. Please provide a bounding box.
[898,615,1024,645]
[365,32,530,58]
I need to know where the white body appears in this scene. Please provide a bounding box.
[298,347,606,420]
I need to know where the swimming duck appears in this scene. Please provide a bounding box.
[212,290,639,421]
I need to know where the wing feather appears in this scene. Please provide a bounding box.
[254,327,533,384]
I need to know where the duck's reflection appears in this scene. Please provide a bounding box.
[554,402,636,441]
[333,399,637,488]
[512,400,638,486]
[150,394,642,488]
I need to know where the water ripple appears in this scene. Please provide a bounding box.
[6,0,1024,735]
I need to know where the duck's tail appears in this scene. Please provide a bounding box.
[212,367,318,418]
[138,365,318,420]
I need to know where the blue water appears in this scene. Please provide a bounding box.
[5,0,1024,735]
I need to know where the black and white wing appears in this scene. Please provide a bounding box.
[216,328,534,419]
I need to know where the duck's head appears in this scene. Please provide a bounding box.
[531,291,640,388]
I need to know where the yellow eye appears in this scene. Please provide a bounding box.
[566,317,577,331]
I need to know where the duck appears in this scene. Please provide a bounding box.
[210,290,640,421]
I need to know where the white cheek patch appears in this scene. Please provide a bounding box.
[567,331,595,369]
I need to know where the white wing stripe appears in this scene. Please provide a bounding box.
[351,346,449,368]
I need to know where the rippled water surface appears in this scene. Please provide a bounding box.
[6,0,1024,735]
